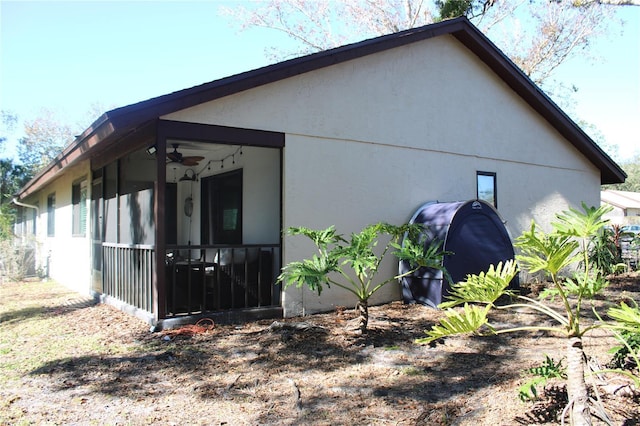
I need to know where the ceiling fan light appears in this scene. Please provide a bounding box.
[179,169,197,182]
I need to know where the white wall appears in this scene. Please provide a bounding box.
[165,35,603,316]
[24,162,92,296]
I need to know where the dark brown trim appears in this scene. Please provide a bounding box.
[157,120,285,148]
[16,16,625,200]
[154,132,167,320]
[451,26,625,184]
[91,121,156,170]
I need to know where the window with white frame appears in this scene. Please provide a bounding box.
[72,180,87,237]
[47,193,55,237]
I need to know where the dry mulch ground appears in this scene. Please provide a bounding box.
[1,275,639,425]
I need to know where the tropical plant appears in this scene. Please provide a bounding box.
[418,202,618,425]
[519,355,567,402]
[277,222,448,333]
[588,225,625,275]
[606,301,640,381]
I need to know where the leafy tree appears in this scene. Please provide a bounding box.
[17,109,75,176]
[436,0,495,20]
[0,110,18,151]
[220,0,624,87]
[0,112,29,241]
[277,222,448,333]
[418,203,632,425]
[0,159,30,205]
[0,159,31,241]
[604,155,640,192]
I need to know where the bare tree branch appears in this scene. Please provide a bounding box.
[574,0,640,5]
[219,0,629,87]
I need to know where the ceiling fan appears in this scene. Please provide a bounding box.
[166,143,204,166]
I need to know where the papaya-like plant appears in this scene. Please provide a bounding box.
[418,203,622,426]
[277,222,448,333]
[606,301,640,383]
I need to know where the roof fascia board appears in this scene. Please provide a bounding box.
[450,25,626,184]
[106,19,469,129]
[157,120,285,148]
[17,119,117,199]
[17,17,625,199]
[108,17,624,183]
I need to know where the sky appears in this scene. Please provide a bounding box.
[1,1,639,163]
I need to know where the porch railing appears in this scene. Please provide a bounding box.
[103,243,154,314]
[165,244,281,317]
[101,243,281,318]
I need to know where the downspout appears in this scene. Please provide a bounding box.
[12,198,39,216]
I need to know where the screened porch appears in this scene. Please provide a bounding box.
[91,120,284,326]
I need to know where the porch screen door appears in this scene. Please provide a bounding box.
[201,169,242,244]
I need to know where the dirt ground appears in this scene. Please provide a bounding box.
[1,275,639,426]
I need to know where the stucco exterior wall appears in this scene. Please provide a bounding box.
[22,162,92,296]
[164,35,601,316]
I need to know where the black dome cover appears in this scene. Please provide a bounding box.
[400,200,519,308]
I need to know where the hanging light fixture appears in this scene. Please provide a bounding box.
[179,168,197,182]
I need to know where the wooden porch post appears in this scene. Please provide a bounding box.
[154,122,167,320]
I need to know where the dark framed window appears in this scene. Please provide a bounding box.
[47,193,56,237]
[477,171,497,208]
[201,169,243,245]
[72,179,88,236]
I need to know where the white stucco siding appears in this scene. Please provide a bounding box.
[279,132,599,315]
[24,162,92,295]
[165,35,602,315]
[166,36,592,173]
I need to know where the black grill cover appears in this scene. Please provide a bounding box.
[400,200,519,308]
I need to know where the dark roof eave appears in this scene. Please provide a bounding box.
[450,25,626,185]
[17,17,625,199]
[99,16,629,185]
[16,116,119,199]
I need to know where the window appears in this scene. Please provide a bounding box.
[28,203,38,235]
[72,180,88,236]
[201,169,243,244]
[477,171,497,208]
[47,193,55,237]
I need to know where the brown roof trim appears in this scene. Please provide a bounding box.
[157,120,285,148]
[450,24,625,184]
[17,17,625,199]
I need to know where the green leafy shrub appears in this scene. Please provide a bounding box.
[278,222,448,333]
[519,355,567,401]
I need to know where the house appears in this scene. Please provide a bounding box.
[601,189,640,225]
[13,17,625,328]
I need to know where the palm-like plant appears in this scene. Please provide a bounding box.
[418,203,621,426]
[278,222,448,333]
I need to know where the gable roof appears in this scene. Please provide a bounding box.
[17,16,626,199]
[601,190,640,210]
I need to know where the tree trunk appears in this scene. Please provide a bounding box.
[356,299,368,334]
[566,336,592,426]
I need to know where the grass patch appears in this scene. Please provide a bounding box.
[0,280,136,388]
